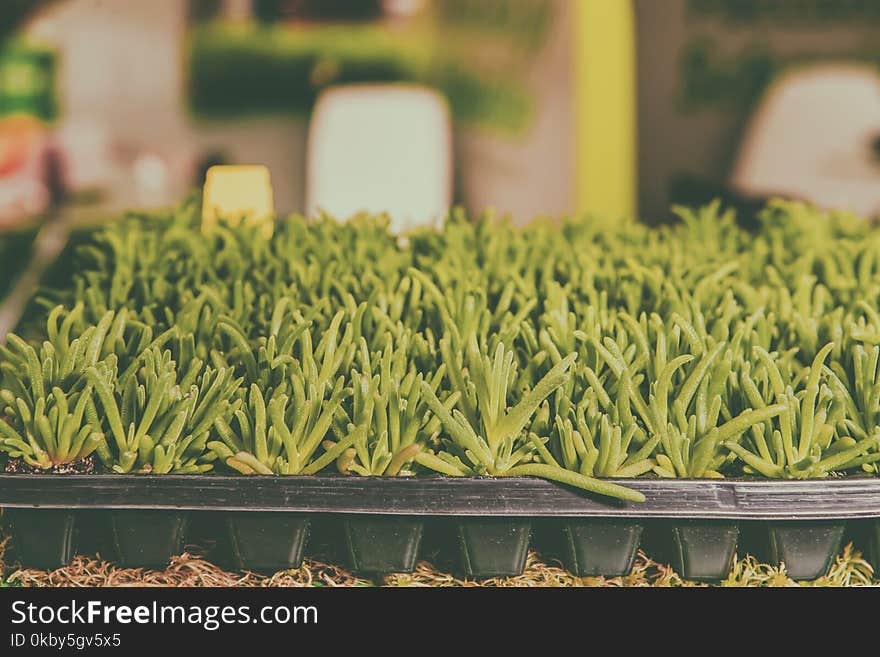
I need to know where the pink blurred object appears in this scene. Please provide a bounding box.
[0,115,52,227]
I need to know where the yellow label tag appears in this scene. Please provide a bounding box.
[202,165,275,237]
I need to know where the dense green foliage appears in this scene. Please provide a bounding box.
[2,200,880,500]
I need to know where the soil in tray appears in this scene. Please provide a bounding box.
[343,515,424,575]
[456,518,532,578]
[111,510,189,568]
[3,508,77,569]
[228,512,311,572]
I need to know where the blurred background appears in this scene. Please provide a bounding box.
[1,0,880,249]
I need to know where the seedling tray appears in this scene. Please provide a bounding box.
[2,475,879,579]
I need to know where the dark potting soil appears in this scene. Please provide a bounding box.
[4,456,97,475]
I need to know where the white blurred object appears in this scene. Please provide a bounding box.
[731,65,880,218]
[133,153,171,207]
[55,119,113,191]
[307,84,452,233]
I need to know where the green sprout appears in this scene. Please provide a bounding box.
[727,344,880,478]
[335,333,448,477]
[208,381,348,475]
[0,385,103,471]
[548,393,656,479]
[87,348,240,473]
[207,309,355,475]
[825,339,880,473]
[0,317,108,470]
[419,337,644,501]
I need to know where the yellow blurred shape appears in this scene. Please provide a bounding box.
[202,165,275,237]
[572,0,636,223]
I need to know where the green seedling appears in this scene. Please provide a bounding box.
[335,333,448,477]
[824,341,880,473]
[0,385,104,470]
[87,348,239,473]
[728,344,880,478]
[548,390,656,479]
[419,337,644,501]
[208,309,354,475]
[208,379,347,475]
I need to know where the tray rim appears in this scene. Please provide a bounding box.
[1,474,879,519]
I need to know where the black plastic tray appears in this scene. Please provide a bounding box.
[2,475,879,580]
[2,475,880,519]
